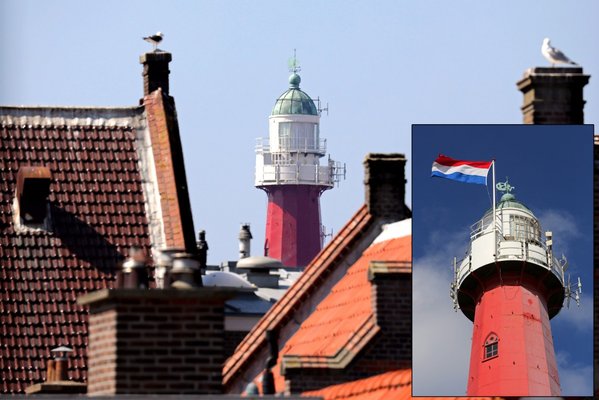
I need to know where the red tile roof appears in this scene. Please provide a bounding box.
[302,369,499,400]
[0,107,160,393]
[223,204,376,389]
[281,229,410,361]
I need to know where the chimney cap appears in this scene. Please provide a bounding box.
[139,51,172,64]
[51,346,73,353]
[236,256,283,271]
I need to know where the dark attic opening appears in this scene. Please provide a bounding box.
[15,165,53,229]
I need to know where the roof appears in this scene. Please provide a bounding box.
[0,107,153,393]
[281,219,411,362]
[0,86,192,393]
[223,204,376,389]
[302,369,499,400]
[271,73,318,116]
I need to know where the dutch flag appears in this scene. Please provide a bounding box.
[431,155,492,185]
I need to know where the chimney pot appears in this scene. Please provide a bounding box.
[239,224,253,259]
[46,359,55,382]
[117,248,149,289]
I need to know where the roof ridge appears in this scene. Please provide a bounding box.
[302,369,411,400]
[223,204,374,386]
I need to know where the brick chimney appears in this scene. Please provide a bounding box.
[78,286,237,395]
[368,260,412,366]
[517,67,590,124]
[363,153,409,221]
[140,52,172,96]
[140,51,198,254]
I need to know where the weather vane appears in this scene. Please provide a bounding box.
[496,177,515,195]
[288,49,301,74]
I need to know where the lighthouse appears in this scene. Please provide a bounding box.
[450,180,580,396]
[255,59,344,268]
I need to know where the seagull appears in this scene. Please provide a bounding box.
[541,38,578,67]
[143,32,164,52]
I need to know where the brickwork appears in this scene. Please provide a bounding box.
[140,52,172,96]
[517,67,590,124]
[363,153,409,222]
[143,89,197,253]
[223,331,248,361]
[81,289,234,395]
[369,269,411,364]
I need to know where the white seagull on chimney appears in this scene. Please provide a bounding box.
[541,38,578,67]
[143,32,164,52]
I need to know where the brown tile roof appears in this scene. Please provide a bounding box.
[282,227,410,362]
[302,369,499,400]
[223,204,376,388]
[0,106,162,393]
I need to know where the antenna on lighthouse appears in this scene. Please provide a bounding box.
[565,274,582,308]
[288,49,301,74]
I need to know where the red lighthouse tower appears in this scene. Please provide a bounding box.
[255,61,343,268]
[451,181,580,396]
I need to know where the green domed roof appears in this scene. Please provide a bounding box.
[271,73,318,116]
[497,193,533,213]
[484,193,535,217]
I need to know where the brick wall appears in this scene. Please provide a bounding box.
[141,51,197,253]
[369,265,411,364]
[80,288,234,395]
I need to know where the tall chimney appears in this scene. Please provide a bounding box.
[140,52,172,96]
[363,153,409,222]
[517,67,590,124]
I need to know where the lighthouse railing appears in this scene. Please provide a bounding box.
[255,163,336,187]
[255,137,327,155]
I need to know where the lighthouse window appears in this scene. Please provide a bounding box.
[483,333,499,360]
[509,215,540,244]
[485,342,498,359]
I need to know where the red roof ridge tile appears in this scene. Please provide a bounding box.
[302,369,501,400]
[223,204,375,386]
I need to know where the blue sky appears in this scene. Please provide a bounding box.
[1,1,597,266]
[412,125,594,396]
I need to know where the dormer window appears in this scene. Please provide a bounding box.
[483,333,499,360]
[15,166,52,229]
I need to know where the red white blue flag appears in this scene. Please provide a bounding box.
[431,155,492,185]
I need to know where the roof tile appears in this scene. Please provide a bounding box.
[0,118,153,393]
[302,369,498,400]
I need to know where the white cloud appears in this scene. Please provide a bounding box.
[552,292,593,333]
[536,209,581,257]
[555,351,593,396]
[413,229,472,396]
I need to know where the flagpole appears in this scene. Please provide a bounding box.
[492,160,496,260]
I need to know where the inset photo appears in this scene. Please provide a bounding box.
[411,125,593,397]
